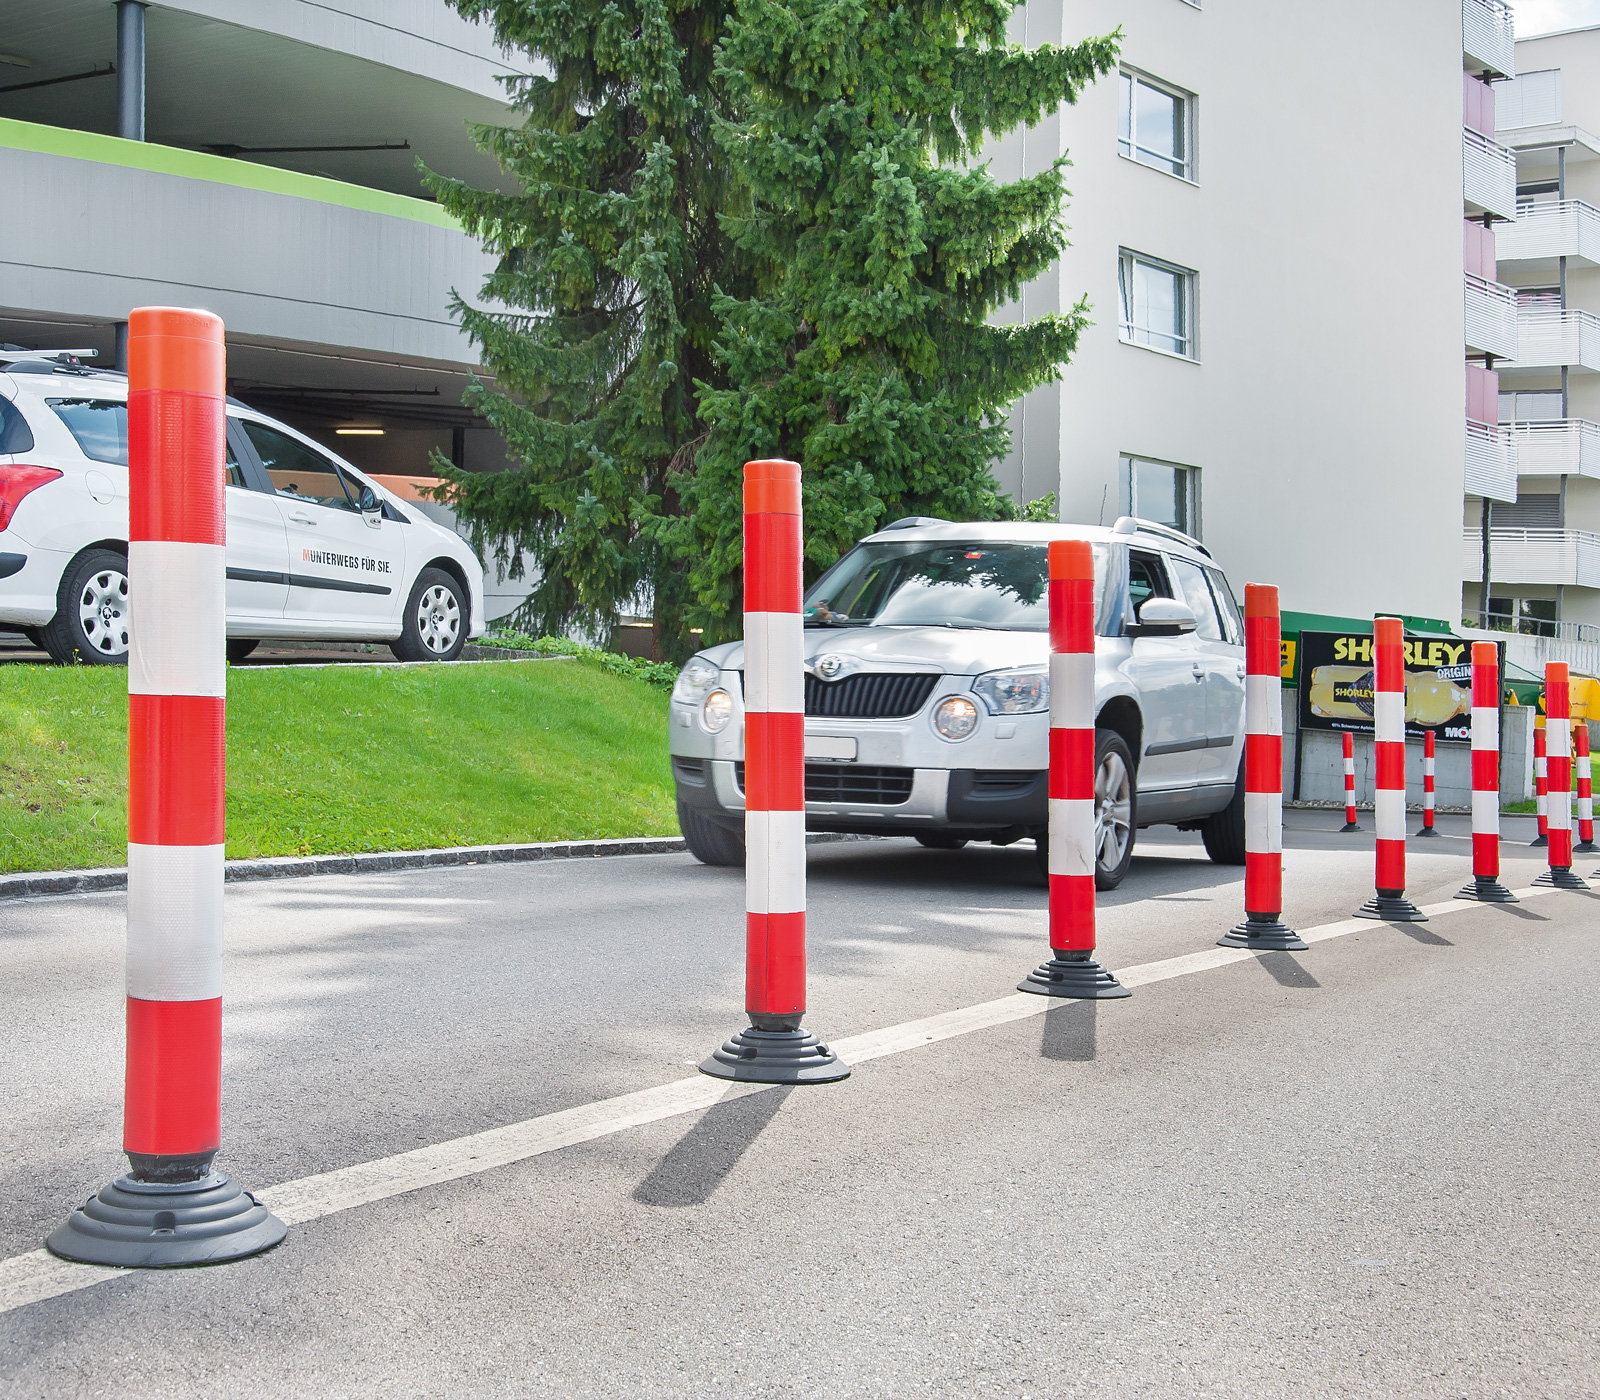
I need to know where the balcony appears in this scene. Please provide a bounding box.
[1463,0,1516,79]
[1505,307,1600,371]
[1463,128,1517,222]
[1497,200,1600,266]
[1464,274,1519,359]
[1508,419,1600,477]
[1465,421,1518,501]
[1462,527,1600,588]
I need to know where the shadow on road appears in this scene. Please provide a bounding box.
[1392,922,1454,946]
[1256,952,1321,988]
[633,1086,791,1208]
[1040,1000,1096,1062]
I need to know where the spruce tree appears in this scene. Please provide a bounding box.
[667,0,1118,642]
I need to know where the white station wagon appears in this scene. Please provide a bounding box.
[0,351,485,664]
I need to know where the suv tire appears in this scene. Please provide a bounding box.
[916,835,968,851]
[1199,760,1247,865]
[391,567,467,662]
[678,801,746,866]
[42,548,129,665]
[1033,726,1138,890]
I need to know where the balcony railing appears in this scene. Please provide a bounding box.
[1462,526,1600,588]
[1507,418,1600,477]
[1463,128,1518,222]
[1465,273,1519,359]
[1506,307,1600,371]
[1465,421,1518,501]
[1463,0,1516,79]
[1497,200,1600,266]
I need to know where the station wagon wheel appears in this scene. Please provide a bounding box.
[391,567,468,662]
[41,548,130,665]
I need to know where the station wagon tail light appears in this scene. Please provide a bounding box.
[972,666,1049,715]
[0,465,63,531]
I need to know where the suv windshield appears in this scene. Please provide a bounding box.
[804,540,1107,632]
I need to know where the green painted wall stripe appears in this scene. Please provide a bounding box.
[0,118,461,230]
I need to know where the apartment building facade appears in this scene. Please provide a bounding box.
[1467,20,1600,640]
[994,0,1478,628]
[0,0,531,614]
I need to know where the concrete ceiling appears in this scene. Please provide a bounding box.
[0,0,525,196]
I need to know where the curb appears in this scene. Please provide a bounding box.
[0,832,874,901]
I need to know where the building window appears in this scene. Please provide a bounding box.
[1121,454,1200,537]
[1118,250,1195,358]
[1118,70,1194,180]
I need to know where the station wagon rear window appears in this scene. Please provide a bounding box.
[47,398,128,465]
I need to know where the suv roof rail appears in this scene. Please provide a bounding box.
[0,348,107,377]
[1111,514,1212,559]
[879,515,950,532]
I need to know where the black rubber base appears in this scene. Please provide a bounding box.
[1414,824,1440,838]
[1217,917,1308,951]
[1531,834,1548,848]
[1576,839,1599,854]
[1340,820,1361,832]
[1456,876,1519,903]
[699,1026,850,1084]
[1017,952,1131,999]
[1353,893,1428,922]
[1533,866,1590,890]
[46,1172,285,1268]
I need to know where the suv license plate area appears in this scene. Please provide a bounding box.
[804,735,858,762]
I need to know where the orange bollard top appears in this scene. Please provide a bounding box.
[1047,538,1093,581]
[1374,615,1402,645]
[1472,641,1498,668]
[743,459,801,515]
[1548,661,1569,685]
[128,307,225,397]
[1244,582,1278,617]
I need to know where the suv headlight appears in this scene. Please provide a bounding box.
[971,666,1049,715]
[672,654,721,705]
[933,695,979,740]
[702,690,733,732]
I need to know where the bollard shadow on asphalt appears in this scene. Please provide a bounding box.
[1040,1000,1096,1061]
[1254,952,1321,988]
[632,1086,791,1208]
[1389,922,1454,946]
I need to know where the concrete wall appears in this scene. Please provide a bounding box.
[990,0,1465,626]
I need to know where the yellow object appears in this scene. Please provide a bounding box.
[1308,665,1373,721]
[1406,673,1469,726]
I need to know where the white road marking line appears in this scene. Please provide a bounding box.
[0,883,1555,1315]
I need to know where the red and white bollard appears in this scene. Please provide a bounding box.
[1340,731,1360,832]
[701,460,848,1082]
[1415,729,1438,836]
[1457,641,1516,903]
[1536,661,1588,890]
[49,308,285,1268]
[1219,584,1305,950]
[1019,538,1129,998]
[1354,617,1426,922]
[1577,720,1597,855]
[1532,725,1548,847]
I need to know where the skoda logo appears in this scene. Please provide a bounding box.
[816,654,845,680]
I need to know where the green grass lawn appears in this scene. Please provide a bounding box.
[0,659,677,873]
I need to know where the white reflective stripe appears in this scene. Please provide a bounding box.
[742,611,802,716]
[1244,791,1282,855]
[1548,719,1572,760]
[744,809,805,914]
[1244,676,1281,737]
[1373,692,1404,743]
[1423,792,1435,810]
[128,541,225,698]
[1536,755,1548,776]
[1047,652,1093,729]
[1549,792,1573,830]
[1472,789,1500,833]
[1048,797,1094,877]
[125,843,224,1001]
[1423,756,1435,776]
[1374,790,1406,841]
[1536,791,1548,815]
[1580,796,1594,820]
[1471,706,1499,750]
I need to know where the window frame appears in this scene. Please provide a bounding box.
[1120,453,1201,539]
[1118,249,1198,360]
[1117,67,1197,183]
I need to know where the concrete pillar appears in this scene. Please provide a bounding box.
[116,2,146,142]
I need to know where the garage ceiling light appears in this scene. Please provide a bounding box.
[336,425,384,436]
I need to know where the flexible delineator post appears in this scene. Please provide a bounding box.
[1536,661,1588,889]
[1019,539,1128,998]
[1532,726,1548,847]
[1219,584,1304,950]
[1340,731,1360,831]
[1416,729,1438,836]
[700,460,847,1082]
[48,308,284,1268]
[1354,617,1426,921]
[1576,720,1597,855]
[1457,641,1516,902]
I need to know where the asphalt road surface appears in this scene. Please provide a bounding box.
[2,812,1597,1398]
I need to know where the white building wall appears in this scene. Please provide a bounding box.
[994,0,1465,625]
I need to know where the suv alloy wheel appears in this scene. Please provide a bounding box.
[1035,727,1138,890]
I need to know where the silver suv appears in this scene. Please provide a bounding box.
[668,517,1249,886]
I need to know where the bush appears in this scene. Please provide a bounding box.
[477,630,679,690]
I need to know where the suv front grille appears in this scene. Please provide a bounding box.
[804,672,939,719]
[735,762,916,806]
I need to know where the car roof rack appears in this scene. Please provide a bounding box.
[1111,515,1212,559]
[0,348,108,377]
[879,515,951,531]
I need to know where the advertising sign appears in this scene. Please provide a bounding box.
[1297,630,1500,744]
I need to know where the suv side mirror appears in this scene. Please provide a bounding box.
[1129,596,1198,638]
